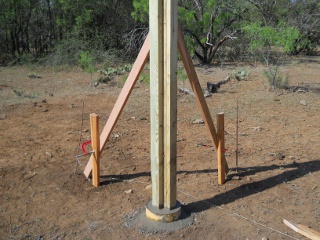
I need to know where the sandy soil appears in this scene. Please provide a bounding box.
[0,56,320,240]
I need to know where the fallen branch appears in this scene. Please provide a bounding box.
[178,87,195,96]
[207,76,230,93]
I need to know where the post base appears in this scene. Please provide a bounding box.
[146,201,181,222]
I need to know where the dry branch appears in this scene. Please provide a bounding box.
[207,76,230,93]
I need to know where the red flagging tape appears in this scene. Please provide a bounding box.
[81,140,92,154]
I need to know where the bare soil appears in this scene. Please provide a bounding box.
[1,57,320,240]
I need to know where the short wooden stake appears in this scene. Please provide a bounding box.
[90,113,100,187]
[217,112,226,185]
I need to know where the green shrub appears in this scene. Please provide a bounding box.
[232,67,251,81]
[264,66,289,89]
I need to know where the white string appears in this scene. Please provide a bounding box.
[177,189,299,240]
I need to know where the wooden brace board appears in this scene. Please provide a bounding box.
[283,219,320,240]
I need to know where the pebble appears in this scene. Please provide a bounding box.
[125,189,133,194]
[145,184,152,190]
[204,92,211,98]
[262,237,268,240]
[232,176,240,180]
[193,118,204,124]
[300,100,307,106]
[45,152,53,158]
[246,177,251,181]
[250,126,262,131]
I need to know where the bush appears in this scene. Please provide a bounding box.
[263,66,289,89]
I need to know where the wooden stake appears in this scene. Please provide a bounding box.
[83,34,150,178]
[236,100,239,172]
[283,219,320,240]
[90,113,100,187]
[217,112,226,185]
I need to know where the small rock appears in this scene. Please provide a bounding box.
[246,177,251,181]
[204,92,211,98]
[84,129,89,133]
[193,118,204,124]
[125,189,133,194]
[300,100,307,106]
[232,176,240,180]
[45,152,53,158]
[140,117,147,121]
[94,81,99,87]
[42,99,47,103]
[145,184,152,190]
[49,93,54,97]
[250,126,262,131]
[43,109,48,112]
[292,161,299,166]
[261,237,268,240]
[0,114,6,120]
[277,153,285,160]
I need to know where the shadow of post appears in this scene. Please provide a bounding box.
[185,159,320,213]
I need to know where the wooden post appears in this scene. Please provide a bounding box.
[146,0,181,222]
[217,112,226,185]
[163,0,178,210]
[150,0,164,209]
[90,113,100,187]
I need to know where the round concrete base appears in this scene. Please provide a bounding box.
[146,201,181,222]
[124,205,194,234]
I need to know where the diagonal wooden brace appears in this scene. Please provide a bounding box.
[83,34,150,178]
[177,26,229,174]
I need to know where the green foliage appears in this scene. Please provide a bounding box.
[263,67,289,90]
[242,21,300,54]
[77,51,95,77]
[131,0,247,63]
[232,67,251,81]
[139,72,150,86]
[97,65,132,84]
[177,67,188,88]
[242,21,300,65]
[132,0,149,23]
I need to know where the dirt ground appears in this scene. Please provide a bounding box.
[0,56,320,240]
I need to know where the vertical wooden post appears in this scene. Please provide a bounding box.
[146,0,181,222]
[90,113,100,187]
[163,0,178,210]
[217,112,226,185]
[150,0,164,209]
